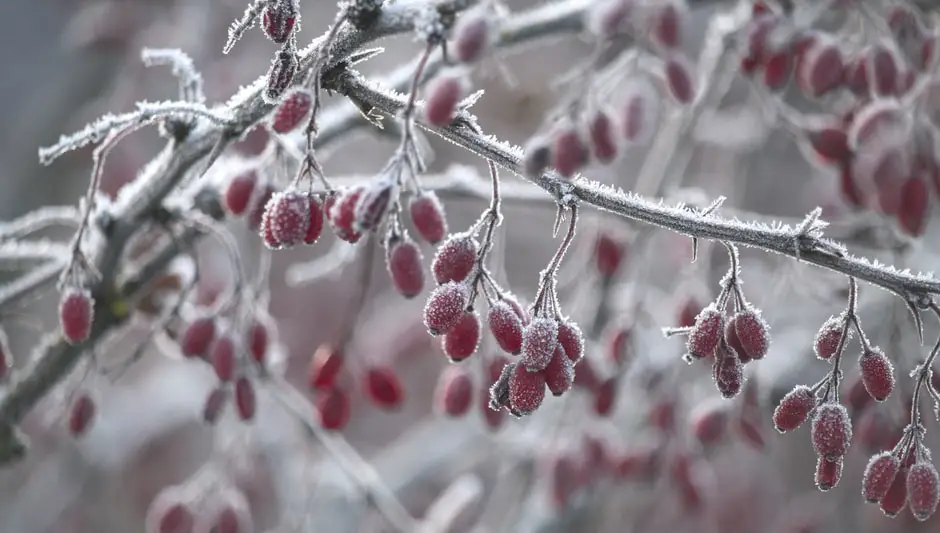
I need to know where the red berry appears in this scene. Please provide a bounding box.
[234,377,256,421]
[761,49,793,91]
[247,320,269,365]
[587,108,618,164]
[593,377,618,416]
[308,344,343,390]
[423,72,465,127]
[304,195,324,245]
[773,385,815,433]
[845,374,874,414]
[60,287,94,344]
[68,391,96,437]
[880,463,910,517]
[521,317,559,372]
[442,311,481,362]
[434,365,473,417]
[867,42,900,96]
[815,456,843,491]
[327,187,365,243]
[409,191,447,244]
[263,190,310,248]
[261,0,297,44]
[677,297,701,327]
[210,336,236,382]
[180,317,216,358]
[687,305,723,359]
[551,122,589,178]
[154,501,194,533]
[665,54,695,104]
[806,124,850,163]
[814,315,847,360]
[690,401,728,446]
[620,79,659,144]
[907,461,940,521]
[270,87,312,134]
[488,300,524,355]
[223,171,257,216]
[593,232,623,277]
[264,49,298,104]
[432,233,477,284]
[556,321,584,364]
[247,183,275,231]
[605,323,630,366]
[452,9,491,63]
[797,38,844,97]
[424,282,470,336]
[713,347,743,398]
[724,318,749,363]
[364,366,404,409]
[202,386,228,425]
[898,176,930,236]
[863,451,901,503]
[386,238,425,299]
[732,307,770,360]
[859,347,895,402]
[315,388,350,430]
[811,403,852,461]
[353,179,396,233]
[508,362,546,416]
[544,344,574,396]
[651,0,685,50]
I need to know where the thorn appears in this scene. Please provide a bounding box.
[552,204,564,238]
[905,299,925,345]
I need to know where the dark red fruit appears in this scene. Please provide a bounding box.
[863,451,900,503]
[811,403,852,460]
[315,388,350,430]
[386,238,425,298]
[432,233,477,284]
[308,344,343,390]
[508,362,546,416]
[732,307,770,360]
[424,282,470,336]
[223,171,257,216]
[773,385,815,433]
[68,391,96,436]
[859,347,895,402]
[442,311,481,362]
[270,87,312,134]
[180,317,216,358]
[364,366,404,409]
[488,300,524,355]
[60,287,94,344]
[687,305,723,359]
[261,0,297,44]
[409,191,447,244]
[520,317,559,372]
[434,365,473,416]
[544,344,574,396]
[815,456,843,491]
[423,72,465,127]
[264,49,298,104]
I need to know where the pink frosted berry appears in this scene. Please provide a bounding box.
[452,9,492,63]
[868,42,900,96]
[270,87,312,134]
[202,386,227,424]
[811,402,852,460]
[863,451,901,503]
[387,237,425,299]
[68,391,96,437]
[423,72,465,127]
[234,377,256,421]
[815,456,843,491]
[651,0,686,50]
[588,108,618,164]
[724,318,749,363]
[263,190,310,248]
[442,311,481,362]
[521,317,559,372]
[508,362,546,416]
[60,287,94,344]
[261,0,297,44]
[544,344,574,396]
[859,347,895,402]
[304,195,325,245]
[210,335,236,382]
[432,233,477,284]
[409,191,447,244]
[880,463,910,517]
[264,49,298,104]
[223,171,257,216]
[488,300,524,355]
[354,179,395,233]
[713,348,743,398]
[814,315,847,360]
[424,281,470,336]
[364,365,405,409]
[326,188,364,243]
[551,122,589,178]
[180,317,216,358]
[247,319,268,365]
[907,461,940,521]
[434,365,474,417]
[797,38,844,97]
[316,388,350,430]
[665,54,695,104]
[557,320,584,363]
[773,385,815,433]
[307,344,343,390]
[732,307,770,360]
[687,305,723,359]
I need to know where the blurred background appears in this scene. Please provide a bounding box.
[0,0,939,532]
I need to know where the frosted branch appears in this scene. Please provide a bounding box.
[140,48,206,103]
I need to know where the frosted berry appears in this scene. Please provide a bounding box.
[452,9,492,63]
[432,233,477,284]
[806,124,850,163]
[724,318,749,363]
[811,402,852,460]
[593,232,623,277]
[665,54,695,104]
[797,38,844,97]
[859,347,895,402]
[593,377,618,416]
[434,365,473,417]
[815,456,843,491]
[270,87,312,134]
[713,348,743,398]
[690,401,728,446]
[814,315,847,360]
[898,176,930,236]
[386,238,425,298]
[203,386,228,424]
[488,300,524,355]
[508,362,546,416]
[907,461,940,521]
[210,336,236,382]
[588,108,619,164]
[60,287,94,344]
[364,365,404,409]
[264,49,298,104]
[557,321,584,363]
[424,282,470,336]
[68,391,96,437]
[246,319,269,366]
[304,195,325,245]
[651,0,685,50]
[327,187,365,243]
[521,317,559,372]
[687,305,723,359]
[732,307,770,360]
[761,50,793,91]
[423,72,465,127]
[234,377,256,421]
[881,463,910,517]
[261,0,297,44]
[868,43,900,96]
[180,317,216,358]
[773,385,815,433]
[409,191,447,244]
[316,388,350,430]
[308,344,343,390]
[223,171,257,216]
[544,344,574,396]
[353,179,395,233]
[551,122,588,178]
[263,190,310,248]
[503,293,529,324]
[442,311,481,362]
[863,451,901,503]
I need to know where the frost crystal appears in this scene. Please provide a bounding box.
[413,4,448,43]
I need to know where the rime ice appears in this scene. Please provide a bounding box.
[423,282,469,336]
[521,317,559,372]
[811,403,852,461]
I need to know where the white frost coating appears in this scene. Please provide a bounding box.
[411,3,447,42]
[520,317,558,372]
